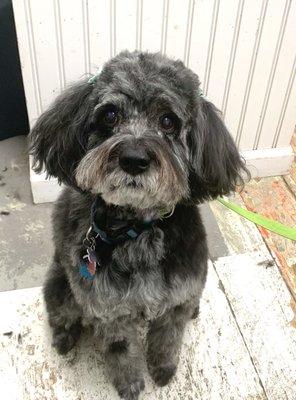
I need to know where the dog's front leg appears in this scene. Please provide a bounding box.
[101,317,145,400]
[44,261,82,355]
[147,299,197,387]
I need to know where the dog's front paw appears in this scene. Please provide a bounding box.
[52,322,81,355]
[117,378,145,400]
[149,362,177,387]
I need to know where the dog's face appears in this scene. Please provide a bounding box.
[30,51,247,210]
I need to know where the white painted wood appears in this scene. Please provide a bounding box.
[12,0,41,123]
[0,264,266,400]
[57,0,87,83]
[87,0,111,71]
[23,0,61,113]
[242,146,295,178]
[115,0,138,52]
[164,0,189,60]
[30,172,63,204]
[206,0,239,110]
[239,0,293,150]
[256,0,296,150]
[187,0,215,90]
[275,57,296,148]
[222,0,263,142]
[214,251,296,400]
[141,0,163,52]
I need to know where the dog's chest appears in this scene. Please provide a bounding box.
[78,266,166,323]
[74,229,199,323]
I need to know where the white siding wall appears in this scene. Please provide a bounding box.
[12,0,296,202]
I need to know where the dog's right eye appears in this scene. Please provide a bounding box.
[103,109,118,127]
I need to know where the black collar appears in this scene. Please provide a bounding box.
[89,197,157,246]
[79,196,172,280]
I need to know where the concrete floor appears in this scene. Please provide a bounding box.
[0,136,53,291]
[0,135,227,292]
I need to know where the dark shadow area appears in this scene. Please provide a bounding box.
[0,0,29,140]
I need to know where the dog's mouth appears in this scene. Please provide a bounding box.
[110,178,144,191]
[127,180,143,189]
[108,176,145,196]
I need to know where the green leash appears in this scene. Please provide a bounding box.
[217,197,296,241]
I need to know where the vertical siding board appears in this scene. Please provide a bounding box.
[160,0,170,55]
[23,0,42,116]
[136,0,143,50]
[188,0,215,89]
[82,0,91,75]
[87,0,110,72]
[141,0,163,52]
[115,0,137,52]
[253,0,292,149]
[235,0,268,147]
[26,0,63,112]
[221,0,245,119]
[275,57,296,148]
[238,0,291,150]
[223,0,265,145]
[53,0,66,90]
[257,0,296,149]
[207,0,241,110]
[183,0,195,67]
[110,0,116,57]
[12,0,39,123]
[58,0,86,83]
[273,55,296,147]
[165,0,189,60]
[203,0,220,96]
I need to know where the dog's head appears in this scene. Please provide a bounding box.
[30,51,248,210]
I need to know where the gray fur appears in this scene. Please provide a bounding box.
[30,51,248,400]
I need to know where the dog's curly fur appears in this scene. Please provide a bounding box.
[30,51,247,399]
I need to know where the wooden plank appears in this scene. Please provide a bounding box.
[214,251,296,400]
[240,177,296,299]
[210,196,269,256]
[211,192,296,399]
[0,264,265,400]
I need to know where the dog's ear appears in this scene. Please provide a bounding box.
[188,98,248,201]
[29,80,94,185]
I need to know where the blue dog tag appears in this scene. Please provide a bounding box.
[79,261,95,280]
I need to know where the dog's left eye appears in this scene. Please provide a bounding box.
[160,114,179,134]
[103,109,118,126]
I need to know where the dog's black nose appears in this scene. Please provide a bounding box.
[119,148,151,175]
